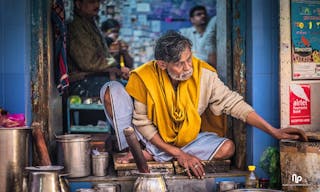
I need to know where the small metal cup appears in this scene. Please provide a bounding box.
[94,183,120,192]
[83,98,93,104]
[92,152,109,176]
[76,189,96,192]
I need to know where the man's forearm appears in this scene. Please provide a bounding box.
[72,50,117,72]
[149,133,183,158]
[245,111,276,137]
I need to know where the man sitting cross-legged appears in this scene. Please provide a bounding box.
[100,31,307,180]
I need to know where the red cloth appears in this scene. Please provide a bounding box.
[51,0,69,94]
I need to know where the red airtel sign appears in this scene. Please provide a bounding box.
[289,84,311,125]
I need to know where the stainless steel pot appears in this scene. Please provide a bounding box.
[133,173,168,192]
[56,134,91,178]
[0,127,31,192]
[25,166,70,192]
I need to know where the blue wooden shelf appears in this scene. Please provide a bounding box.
[69,103,104,110]
[67,99,110,133]
[70,125,110,133]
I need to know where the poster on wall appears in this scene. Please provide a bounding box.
[289,84,311,125]
[291,0,320,80]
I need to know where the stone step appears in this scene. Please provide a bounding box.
[68,170,248,192]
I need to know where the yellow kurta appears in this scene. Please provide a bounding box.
[126,57,216,147]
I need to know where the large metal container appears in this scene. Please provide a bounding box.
[0,127,31,192]
[56,134,91,178]
[280,139,320,192]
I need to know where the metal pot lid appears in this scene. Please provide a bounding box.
[56,134,91,141]
[92,152,109,157]
[25,165,64,171]
[0,126,31,130]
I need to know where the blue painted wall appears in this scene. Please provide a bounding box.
[0,0,30,119]
[246,0,279,177]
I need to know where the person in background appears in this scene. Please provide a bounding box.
[100,31,308,180]
[101,18,121,47]
[180,5,217,68]
[67,0,130,97]
[100,18,134,80]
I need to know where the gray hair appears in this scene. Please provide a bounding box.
[154,31,192,63]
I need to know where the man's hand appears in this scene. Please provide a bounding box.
[175,151,205,179]
[274,127,308,142]
[109,40,129,53]
[120,66,130,79]
[246,112,308,142]
[149,133,205,179]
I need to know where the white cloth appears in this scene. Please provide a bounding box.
[100,81,135,151]
[146,132,227,162]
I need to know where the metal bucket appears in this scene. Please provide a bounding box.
[92,152,109,176]
[56,134,91,178]
[280,140,320,192]
[0,127,31,192]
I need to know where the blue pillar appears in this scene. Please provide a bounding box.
[246,0,279,177]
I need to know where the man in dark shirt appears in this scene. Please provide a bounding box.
[67,0,129,97]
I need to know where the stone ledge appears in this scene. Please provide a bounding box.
[68,170,248,192]
[68,170,248,182]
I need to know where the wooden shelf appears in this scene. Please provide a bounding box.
[69,103,104,110]
[70,125,110,133]
[67,99,110,133]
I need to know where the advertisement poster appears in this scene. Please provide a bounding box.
[289,84,311,125]
[291,0,320,80]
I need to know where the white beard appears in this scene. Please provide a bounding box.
[167,68,193,81]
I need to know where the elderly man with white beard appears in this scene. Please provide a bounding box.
[100,31,308,180]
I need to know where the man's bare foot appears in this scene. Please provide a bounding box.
[116,150,154,164]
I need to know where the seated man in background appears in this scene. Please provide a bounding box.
[180,5,217,68]
[67,0,130,97]
[100,18,134,80]
[100,31,307,180]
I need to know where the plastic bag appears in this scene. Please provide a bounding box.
[0,112,25,128]
[7,114,25,126]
